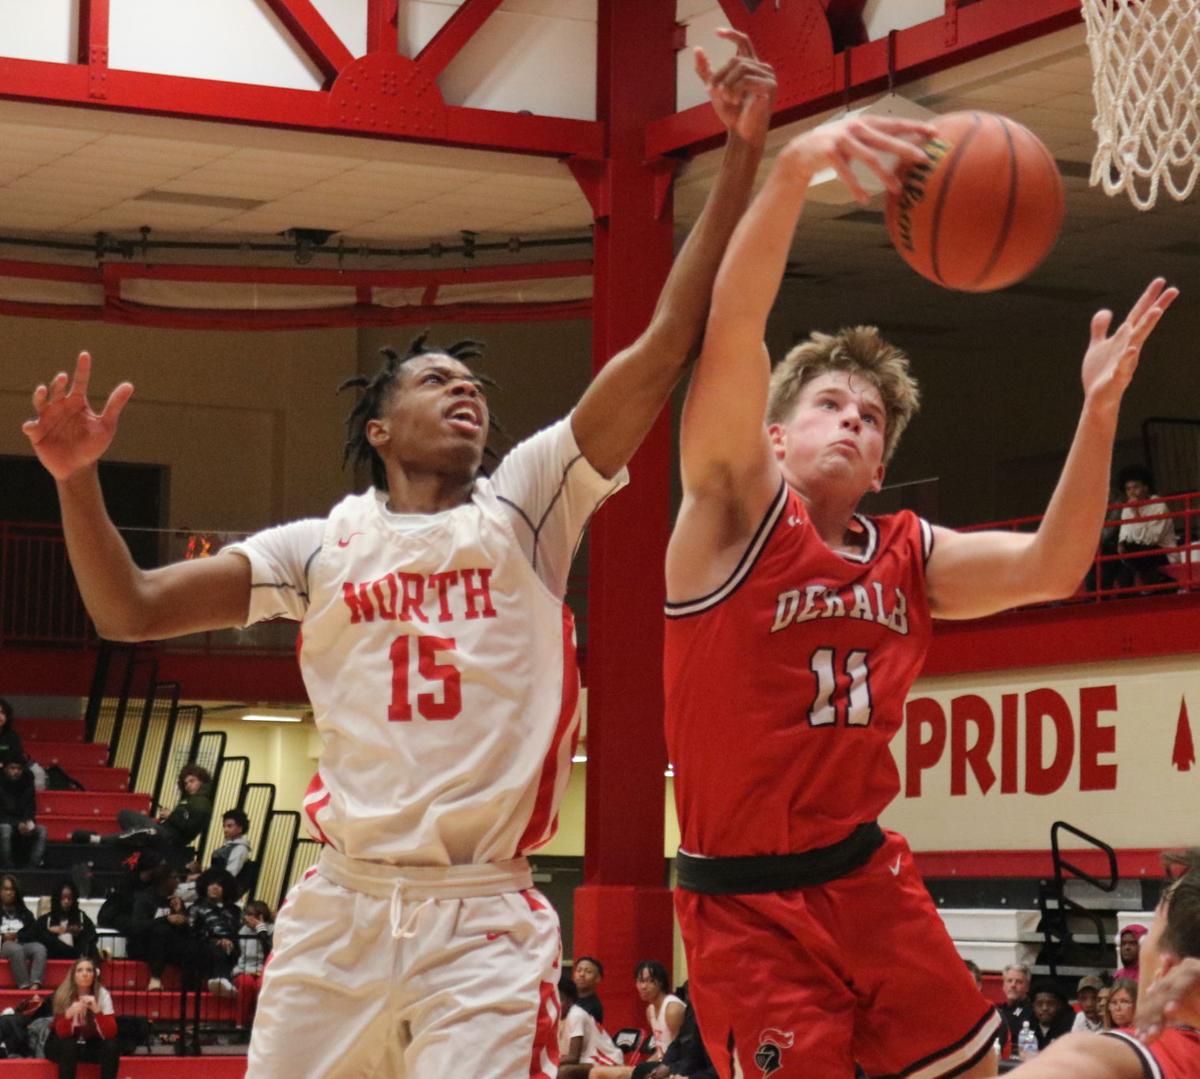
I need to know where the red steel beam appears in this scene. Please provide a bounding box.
[415,0,506,80]
[0,57,603,158]
[367,0,399,55]
[648,0,1082,157]
[261,0,354,86]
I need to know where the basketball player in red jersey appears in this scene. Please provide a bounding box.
[663,118,1179,1078]
[21,32,776,1079]
[1018,850,1200,1078]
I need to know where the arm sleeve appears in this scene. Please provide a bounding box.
[490,415,628,599]
[223,519,324,626]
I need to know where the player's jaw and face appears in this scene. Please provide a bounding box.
[368,353,490,481]
[768,371,887,505]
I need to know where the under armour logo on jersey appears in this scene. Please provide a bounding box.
[754,1028,794,1075]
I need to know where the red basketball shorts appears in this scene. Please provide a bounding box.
[676,830,1000,1079]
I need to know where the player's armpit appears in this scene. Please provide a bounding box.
[112,551,252,642]
[1010,1031,1144,1078]
[925,526,1080,620]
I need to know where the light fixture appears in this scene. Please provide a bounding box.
[241,713,303,723]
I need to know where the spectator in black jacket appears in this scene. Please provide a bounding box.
[126,865,195,992]
[1031,980,1075,1050]
[71,764,213,858]
[190,867,241,997]
[0,700,26,766]
[35,881,98,961]
[95,848,163,935]
[0,874,46,989]
[0,754,46,869]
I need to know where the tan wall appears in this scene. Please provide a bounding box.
[0,317,358,530]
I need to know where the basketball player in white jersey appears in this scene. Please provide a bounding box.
[22,32,775,1079]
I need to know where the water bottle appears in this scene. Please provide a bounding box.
[1017,1020,1039,1060]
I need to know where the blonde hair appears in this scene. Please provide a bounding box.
[766,326,920,465]
[52,957,101,1017]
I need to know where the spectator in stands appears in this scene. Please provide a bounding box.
[1106,978,1137,1032]
[1000,849,1200,1078]
[635,960,685,1063]
[1073,974,1106,1033]
[126,864,192,993]
[0,874,46,989]
[70,763,213,858]
[1032,980,1075,1049]
[558,973,624,1076]
[964,958,983,991]
[572,955,606,1023]
[35,881,97,961]
[625,983,716,1079]
[1097,985,1112,1029]
[0,753,46,868]
[95,848,162,936]
[0,699,26,765]
[1115,465,1176,589]
[231,899,273,1043]
[45,957,119,1079]
[997,962,1034,1053]
[1115,923,1148,980]
[211,808,251,881]
[190,867,241,998]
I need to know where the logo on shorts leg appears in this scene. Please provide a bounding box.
[754,1028,795,1075]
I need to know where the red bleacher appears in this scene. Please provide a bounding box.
[0,1060,246,1077]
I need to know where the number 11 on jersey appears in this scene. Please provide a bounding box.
[808,647,873,727]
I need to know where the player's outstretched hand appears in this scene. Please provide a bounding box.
[777,115,935,203]
[1082,277,1178,412]
[1136,956,1200,1044]
[22,351,133,482]
[694,28,776,147]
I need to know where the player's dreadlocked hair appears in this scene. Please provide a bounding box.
[338,331,495,491]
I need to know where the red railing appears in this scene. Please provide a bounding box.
[3,494,1198,651]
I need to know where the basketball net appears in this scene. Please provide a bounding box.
[1082,0,1200,210]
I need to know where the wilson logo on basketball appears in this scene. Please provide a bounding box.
[892,136,951,254]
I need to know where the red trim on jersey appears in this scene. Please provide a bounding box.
[302,772,332,845]
[521,888,548,913]
[529,976,560,1078]
[517,605,580,853]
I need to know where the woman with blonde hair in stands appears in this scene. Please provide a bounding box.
[1106,978,1138,1033]
[45,957,119,1079]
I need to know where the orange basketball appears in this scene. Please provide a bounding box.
[884,111,1064,292]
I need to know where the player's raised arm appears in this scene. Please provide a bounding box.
[569,29,775,480]
[926,277,1179,620]
[22,352,252,641]
[1006,1031,1143,1078]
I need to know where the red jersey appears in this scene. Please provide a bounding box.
[664,482,934,858]
[1105,1028,1200,1078]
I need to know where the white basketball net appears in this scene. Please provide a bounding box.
[1082,0,1200,210]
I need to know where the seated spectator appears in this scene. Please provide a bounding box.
[558,973,623,1077]
[0,753,46,868]
[45,957,118,1079]
[623,982,715,1079]
[190,867,241,997]
[0,874,46,989]
[1072,974,1106,1033]
[95,848,163,935]
[1031,980,1075,1049]
[1115,465,1176,589]
[964,958,983,991]
[1107,977,1138,1032]
[211,808,252,882]
[0,987,50,1058]
[635,960,685,1063]
[230,899,273,1042]
[997,962,1034,1057]
[35,881,97,962]
[71,764,212,858]
[572,955,605,1023]
[1115,923,1148,980]
[1097,984,1112,1029]
[125,865,192,992]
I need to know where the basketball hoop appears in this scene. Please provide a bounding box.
[1082,0,1200,211]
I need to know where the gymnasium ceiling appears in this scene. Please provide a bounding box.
[0,12,1194,335]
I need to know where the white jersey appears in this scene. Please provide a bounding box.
[649,993,685,1056]
[559,1003,623,1066]
[227,416,625,866]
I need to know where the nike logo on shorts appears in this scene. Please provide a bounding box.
[889,855,903,876]
[336,532,363,548]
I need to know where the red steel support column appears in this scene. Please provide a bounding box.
[573,0,677,1032]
